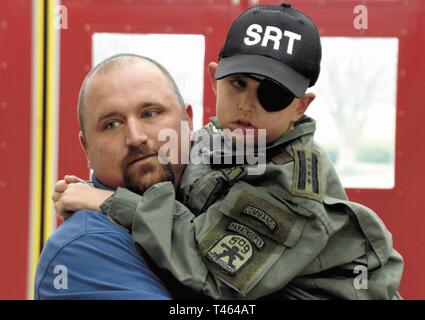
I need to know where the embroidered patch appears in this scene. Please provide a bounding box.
[241,205,277,232]
[227,222,264,250]
[271,151,293,165]
[226,190,296,244]
[292,146,322,201]
[206,234,253,276]
[199,216,286,295]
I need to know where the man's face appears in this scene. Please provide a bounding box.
[209,62,312,144]
[80,61,191,193]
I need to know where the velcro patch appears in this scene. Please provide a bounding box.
[228,222,265,250]
[220,188,298,245]
[199,216,285,295]
[206,234,253,276]
[292,145,322,201]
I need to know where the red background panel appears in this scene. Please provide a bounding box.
[0,0,33,299]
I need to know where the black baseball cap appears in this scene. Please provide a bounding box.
[216,3,321,97]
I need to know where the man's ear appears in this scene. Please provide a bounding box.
[293,92,315,122]
[207,62,218,96]
[184,104,194,132]
[79,131,92,169]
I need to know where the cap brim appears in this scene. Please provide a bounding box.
[215,54,309,97]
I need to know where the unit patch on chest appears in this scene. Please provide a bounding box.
[206,234,254,276]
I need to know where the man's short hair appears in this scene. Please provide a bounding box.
[78,54,186,136]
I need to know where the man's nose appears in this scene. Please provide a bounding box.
[125,119,148,147]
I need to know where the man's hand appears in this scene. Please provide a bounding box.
[52,175,113,221]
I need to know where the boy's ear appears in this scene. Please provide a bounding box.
[293,92,315,121]
[207,62,218,96]
[79,131,92,169]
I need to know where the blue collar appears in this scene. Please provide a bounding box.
[91,173,114,191]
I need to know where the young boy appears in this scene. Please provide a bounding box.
[55,3,403,299]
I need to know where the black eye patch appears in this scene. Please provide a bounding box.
[245,75,295,112]
[257,78,295,112]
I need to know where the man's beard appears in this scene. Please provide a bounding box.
[122,146,175,195]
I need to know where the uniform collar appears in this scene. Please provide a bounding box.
[267,115,316,149]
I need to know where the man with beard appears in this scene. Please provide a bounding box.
[34,54,193,299]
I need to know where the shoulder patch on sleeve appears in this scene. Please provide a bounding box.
[292,144,322,202]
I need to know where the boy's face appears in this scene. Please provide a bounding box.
[208,62,314,144]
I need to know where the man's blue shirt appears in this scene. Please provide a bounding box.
[34,176,171,300]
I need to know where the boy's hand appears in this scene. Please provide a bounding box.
[52,176,113,221]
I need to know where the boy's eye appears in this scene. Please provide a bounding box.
[104,121,120,130]
[143,110,159,118]
[231,78,247,89]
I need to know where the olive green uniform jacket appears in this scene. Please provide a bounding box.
[100,116,403,299]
